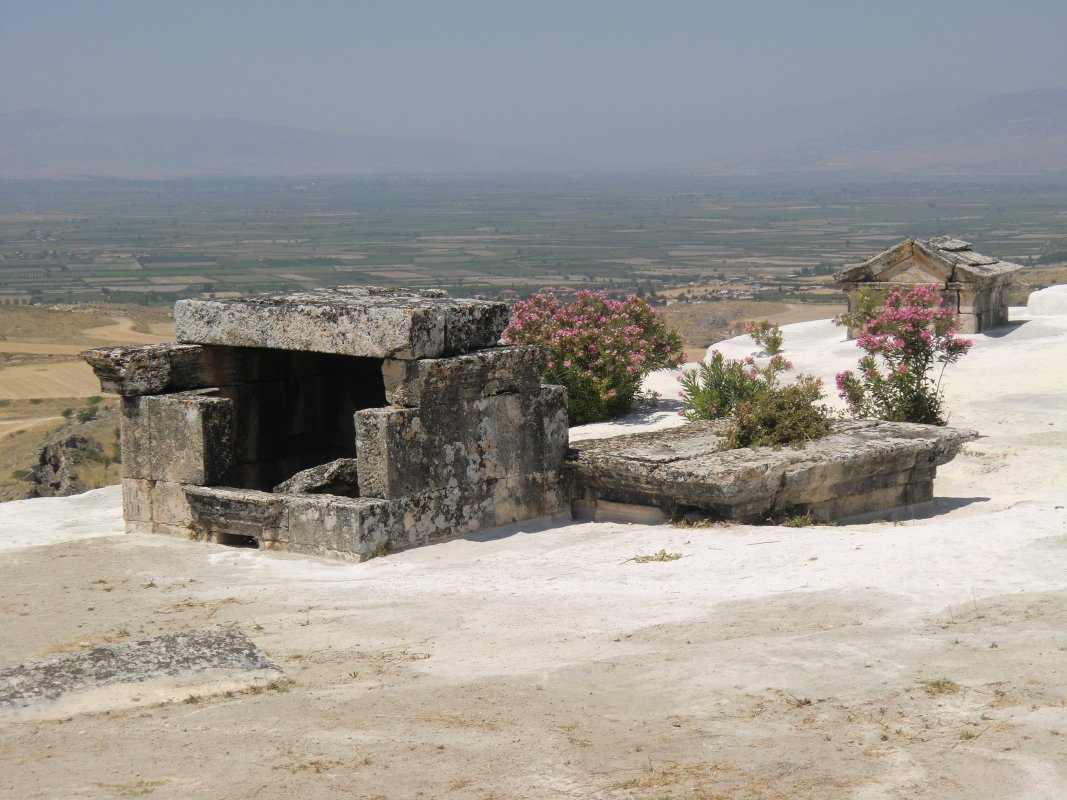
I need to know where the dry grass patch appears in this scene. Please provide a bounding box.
[0,360,102,400]
[0,306,114,341]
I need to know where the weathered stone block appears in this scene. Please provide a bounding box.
[391,485,496,548]
[184,486,288,542]
[354,407,421,499]
[151,480,193,528]
[84,344,206,396]
[121,478,152,523]
[382,346,546,407]
[356,383,568,505]
[536,384,569,474]
[174,287,508,360]
[567,419,976,523]
[83,344,248,396]
[120,390,234,484]
[491,471,567,526]
[285,495,393,560]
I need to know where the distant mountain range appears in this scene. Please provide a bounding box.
[2,89,1065,178]
[705,89,1067,176]
[0,109,543,178]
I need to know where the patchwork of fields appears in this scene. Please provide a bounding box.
[3,176,1065,308]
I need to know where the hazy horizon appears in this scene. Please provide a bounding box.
[2,1,1066,170]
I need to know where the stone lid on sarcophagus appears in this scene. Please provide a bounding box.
[174,286,509,360]
[834,236,1023,289]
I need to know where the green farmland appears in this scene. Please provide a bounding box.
[1,174,1065,308]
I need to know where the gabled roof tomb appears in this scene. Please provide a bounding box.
[835,236,1023,286]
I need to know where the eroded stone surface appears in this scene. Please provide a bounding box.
[83,344,209,396]
[0,628,281,720]
[273,458,360,497]
[174,287,508,360]
[120,390,234,484]
[567,420,977,523]
[382,345,547,407]
[356,386,568,501]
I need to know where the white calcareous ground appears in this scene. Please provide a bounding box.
[1,304,1066,799]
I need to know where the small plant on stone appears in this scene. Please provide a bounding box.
[678,321,795,421]
[744,320,784,355]
[677,349,792,421]
[502,290,683,425]
[720,375,833,450]
[680,324,833,448]
[835,284,972,425]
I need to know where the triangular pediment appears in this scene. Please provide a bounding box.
[836,239,955,286]
[879,249,953,284]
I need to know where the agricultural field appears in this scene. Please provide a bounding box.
[2,175,1065,312]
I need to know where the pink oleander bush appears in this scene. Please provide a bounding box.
[835,284,972,425]
[502,291,683,425]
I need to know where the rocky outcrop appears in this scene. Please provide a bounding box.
[28,435,97,497]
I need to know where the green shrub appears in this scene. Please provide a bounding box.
[744,320,784,355]
[721,375,833,449]
[678,350,792,421]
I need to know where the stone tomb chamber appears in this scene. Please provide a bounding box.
[85,287,569,559]
[835,236,1022,336]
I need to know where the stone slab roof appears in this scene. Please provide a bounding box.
[174,286,509,360]
[835,236,1023,286]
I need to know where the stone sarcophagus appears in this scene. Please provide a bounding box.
[835,236,1022,336]
[85,287,568,560]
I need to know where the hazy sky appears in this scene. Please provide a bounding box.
[2,0,1065,164]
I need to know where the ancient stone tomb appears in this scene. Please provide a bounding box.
[84,288,568,559]
[835,236,1022,335]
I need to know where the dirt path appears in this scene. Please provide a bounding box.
[0,418,62,439]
